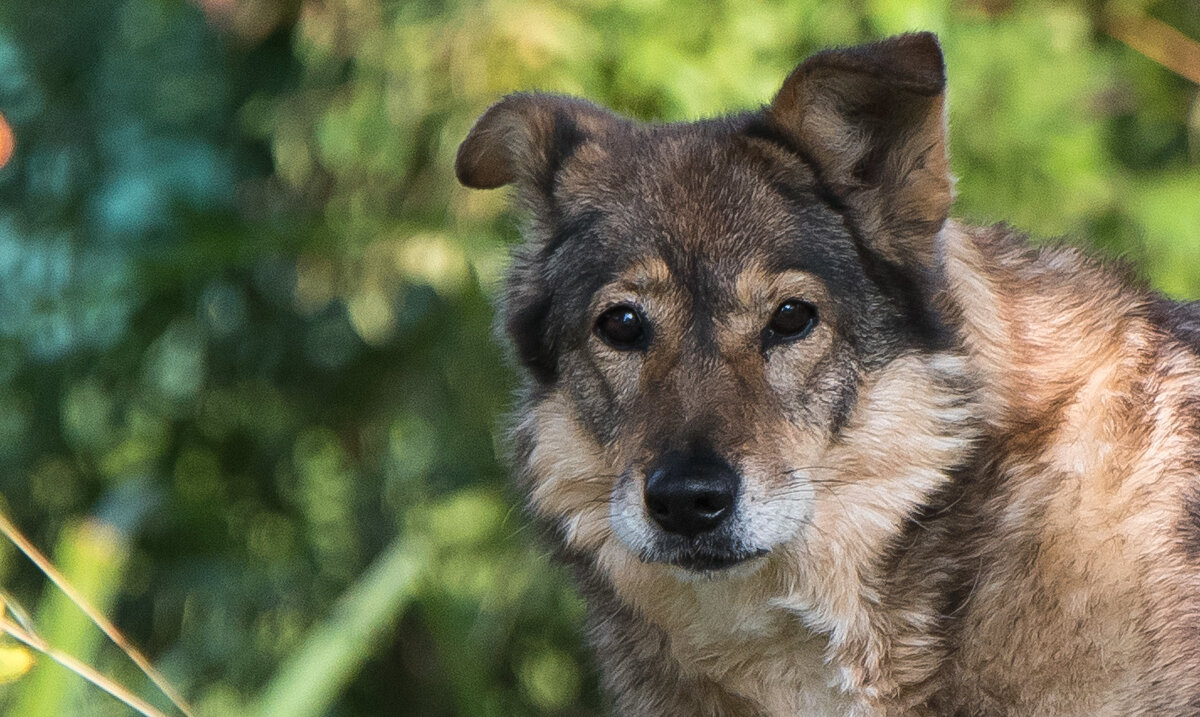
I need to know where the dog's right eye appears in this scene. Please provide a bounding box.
[763,298,818,350]
[595,304,646,350]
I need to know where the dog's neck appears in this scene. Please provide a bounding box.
[938,219,1158,434]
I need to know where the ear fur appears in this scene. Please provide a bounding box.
[766,32,953,270]
[456,93,622,196]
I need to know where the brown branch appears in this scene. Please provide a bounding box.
[1105,5,1200,86]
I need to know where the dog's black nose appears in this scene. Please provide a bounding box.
[644,447,739,538]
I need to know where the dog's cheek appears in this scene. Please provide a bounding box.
[737,444,817,549]
[763,327,837,422]
[521,391,619,551]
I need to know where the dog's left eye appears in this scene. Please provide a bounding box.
[595,304,647,350]
[765,299,818,346]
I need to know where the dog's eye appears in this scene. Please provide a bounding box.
[595,304,646,350]
[765,299,818,345]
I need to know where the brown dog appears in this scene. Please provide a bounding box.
[456,32,1200,715]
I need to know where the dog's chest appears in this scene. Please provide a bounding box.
[663,581,856,716]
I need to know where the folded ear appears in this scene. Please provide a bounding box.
[456,93,624,196]
[766,32,952,271]
[459,94,625,384]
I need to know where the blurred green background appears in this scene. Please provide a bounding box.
[0,0,1195,715]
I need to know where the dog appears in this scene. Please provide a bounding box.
[455,32,1200,715]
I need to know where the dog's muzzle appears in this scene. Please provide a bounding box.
[636,444,766,571]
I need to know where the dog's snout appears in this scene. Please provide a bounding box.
[644,448,739,538]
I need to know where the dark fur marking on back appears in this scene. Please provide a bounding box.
[1176,487,1200,562]
[1152,298,1200,355]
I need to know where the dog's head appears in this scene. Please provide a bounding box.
[457,34,965,578]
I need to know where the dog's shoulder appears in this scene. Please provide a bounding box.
[931,221,1200,713]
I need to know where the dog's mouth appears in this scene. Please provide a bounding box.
[639,539,769,573]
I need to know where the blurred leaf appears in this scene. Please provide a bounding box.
[250,537,429,717]
[0,1,1193,715]
[0,644,35,684]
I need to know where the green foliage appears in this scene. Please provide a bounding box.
[0,0,1194,714]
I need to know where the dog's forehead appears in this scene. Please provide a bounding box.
[550,123,866,305]
[614,126,809,248]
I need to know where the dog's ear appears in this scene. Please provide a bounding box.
[766,32,952,271]
[459,94,624,385]
[456,93,622,196]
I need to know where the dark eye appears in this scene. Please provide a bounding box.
[595,304,646,350]
[766,299,818,345]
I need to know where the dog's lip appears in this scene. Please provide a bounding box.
[657,546,769,572]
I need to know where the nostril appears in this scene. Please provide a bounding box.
[693,492,730,517]
[646,494,670,520]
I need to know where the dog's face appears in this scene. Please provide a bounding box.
[458,34,955,576]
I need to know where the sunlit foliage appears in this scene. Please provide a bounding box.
[0,0,1195,714]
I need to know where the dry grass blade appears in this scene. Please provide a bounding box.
[0,617,169,717]
[0,507,195,717]
[0,589,37,635]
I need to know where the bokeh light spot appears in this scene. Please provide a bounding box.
[0,112,13,169]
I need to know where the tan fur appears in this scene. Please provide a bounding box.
[936,221,1200,714]
[768,32,953,273]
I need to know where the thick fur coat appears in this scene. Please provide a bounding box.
[456,32,1200,715]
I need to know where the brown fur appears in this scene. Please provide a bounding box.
[457,32,1200,715]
